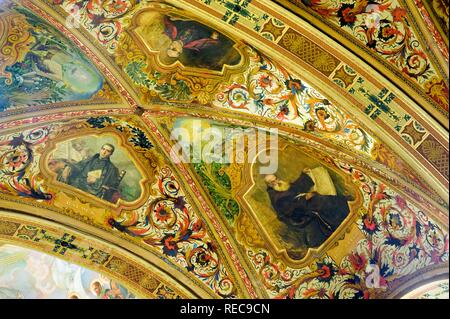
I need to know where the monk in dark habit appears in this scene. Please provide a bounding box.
[264,168,352,248]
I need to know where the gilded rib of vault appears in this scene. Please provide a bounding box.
[0,0,448,299]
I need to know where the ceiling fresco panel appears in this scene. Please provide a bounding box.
[27,0,448,199]
[0,2,121,116]
[0,0,447,300]
[210,53,450,209]
[154,114,448,299]
[0,243,137,299]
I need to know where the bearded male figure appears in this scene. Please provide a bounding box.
[264,168,352,249]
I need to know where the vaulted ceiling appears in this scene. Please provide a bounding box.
[0,0,448,299]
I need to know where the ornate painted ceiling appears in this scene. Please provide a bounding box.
[0,0,448,299]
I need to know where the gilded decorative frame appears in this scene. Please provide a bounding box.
[234,141,364,268]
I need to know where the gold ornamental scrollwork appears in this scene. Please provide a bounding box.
[39,121,158,219]
[120,2,250,106]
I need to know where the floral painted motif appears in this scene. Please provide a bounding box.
[299,0,448,112]
[0,5,107,112]
[402,279,449,299]
[123,60,192,104]
[0,116,236,298]
[49,0,139,52]
[47,1,198,103]
[109,166,236,298]
[0,127,53,200]
[214,52,375,154]
[246,154,448,299]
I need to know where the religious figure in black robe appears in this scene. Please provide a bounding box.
[264,168,351,249]
[58,144,120,203]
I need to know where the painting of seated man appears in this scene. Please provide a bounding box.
[133,10,242,71]
[47,136,144,204]
[90,277,135,299]
[248,145,357,260]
